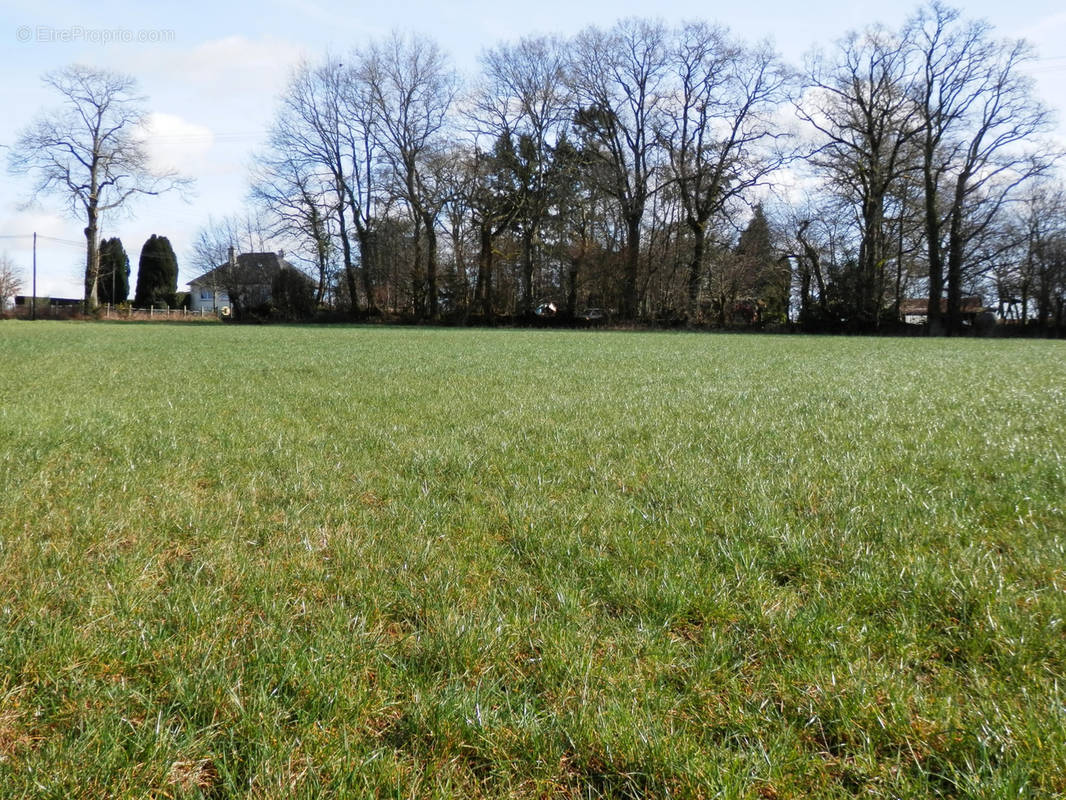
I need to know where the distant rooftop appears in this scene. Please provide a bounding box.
[188,252,296,286]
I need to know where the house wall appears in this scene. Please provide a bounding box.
[189,286,229,313]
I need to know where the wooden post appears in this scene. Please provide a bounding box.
[31,232,37,321]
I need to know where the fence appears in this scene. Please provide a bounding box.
[102,305,218,321]
[8,303,219,321]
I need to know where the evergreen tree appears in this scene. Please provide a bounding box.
[134,234,178,307]
[97,237,130,305]
[736,205,789,323]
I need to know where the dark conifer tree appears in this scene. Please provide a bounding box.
[134,234,179,307]
[736,205,789,323]
[97,237,130,305]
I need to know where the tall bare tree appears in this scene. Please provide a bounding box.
[570,18,671,319]
[267,59,362,311]
[476,35,572,316]
[341,55,387,312]
[907,2,1057,334]
[799,28,921,328]
[1015,182,1066,332]
[662,23,793,320]
[365,32,458,318]
[250,150,335,305]
[7,65,186,309]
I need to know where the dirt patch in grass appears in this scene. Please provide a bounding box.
[168,758,220,796]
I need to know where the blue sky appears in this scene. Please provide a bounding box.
[2,0,1065,299]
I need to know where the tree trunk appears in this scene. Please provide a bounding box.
[923,169,945,336]
[473,222,492,320]
[84,209,100,310]
[622,213,641,320]
[449,223,466,311]
[686,218,705,321]
[521,227,534,318]
[567,247,583,320]
[356,228,377,313]
[796,223,829,318]
[335,206,359,313]
[1036,277,1051,332]
[944,175,970,336]
[858,193,885,329]
[315,241,327,306]
[799,260,812,319]
[311,209,327,306]
[423,211,439,319]
[411,216,424,316]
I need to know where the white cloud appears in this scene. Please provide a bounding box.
[139,112,214,174]
[152,34,305,96]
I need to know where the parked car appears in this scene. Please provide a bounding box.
[578,307,607,322]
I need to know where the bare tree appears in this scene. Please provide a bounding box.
[459,136,524,318]
[662,23,793,320]
[780,193,862,329]
[0,253,24,308]
[267,59,363,312]
[476,35,572,316]
[7,64,187,309]
[1014,182,1066,332]
[798,27,921,328]
[341,55,388,313]
[250,150,335,305]
[907,2,1057,334]
[364,32,458,318]
[570,18,671,319]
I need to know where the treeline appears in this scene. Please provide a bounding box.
[197,3,1065,334]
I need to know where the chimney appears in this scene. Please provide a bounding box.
[228,245,235,268]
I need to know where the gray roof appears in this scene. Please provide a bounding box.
[188,252,309,287]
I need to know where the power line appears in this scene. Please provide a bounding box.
[0,234,83,248]
[139,132,266,144]
[38,235,84,247]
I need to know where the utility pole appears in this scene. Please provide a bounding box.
[32,232,37,321]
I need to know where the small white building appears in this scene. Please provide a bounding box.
[187,251,307,314]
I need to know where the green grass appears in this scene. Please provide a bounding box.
[0,321,1064,798]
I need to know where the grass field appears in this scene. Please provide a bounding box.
[0,322,1064,798]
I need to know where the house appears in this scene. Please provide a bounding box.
[900,296,986,325]
[187,250,312,315]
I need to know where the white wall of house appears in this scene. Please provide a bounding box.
[189,285,229,313]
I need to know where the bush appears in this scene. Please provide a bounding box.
[270,267,315,320]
